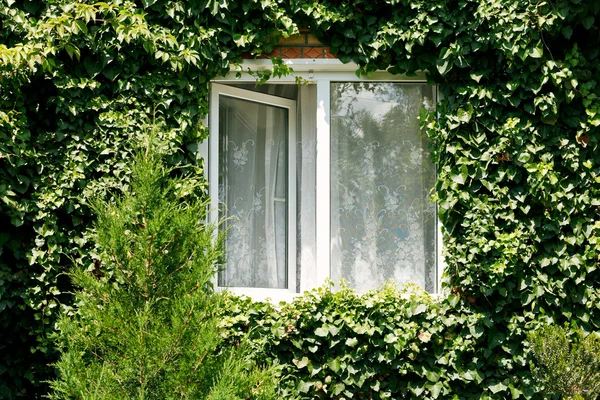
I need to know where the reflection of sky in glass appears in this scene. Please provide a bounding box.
[332,84,411,119]
[339,91,393,118]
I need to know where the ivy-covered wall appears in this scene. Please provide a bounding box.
[1,0,599,398]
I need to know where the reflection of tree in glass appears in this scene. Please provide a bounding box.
[331,82,424,120]
[331,83,437,293]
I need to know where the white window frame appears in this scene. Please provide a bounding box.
[206,59,444,302]
[209,83,297,301]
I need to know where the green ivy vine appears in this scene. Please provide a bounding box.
[1,0,599,398]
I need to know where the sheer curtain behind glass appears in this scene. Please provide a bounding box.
[296,85,317,293]
[330,83,436,293]
[218,96,288,288]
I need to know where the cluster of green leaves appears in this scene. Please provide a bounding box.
[2,0,600,398]
[219,284,536,399]
[0,0,294,396]
[528,325,600,400]
[416,2,600,376]
[49,138,276,400]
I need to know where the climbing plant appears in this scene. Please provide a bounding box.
[218,284,538,399]
[1,0,599,398]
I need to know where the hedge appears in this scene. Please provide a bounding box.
[219,284,537,399]
[1,0,600,398]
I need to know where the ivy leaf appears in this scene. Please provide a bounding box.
[430,381,443,398]
[562,26,573,39]
[233,34,248,47]
[371,380,380,392]
[489,382,508,394]
[529,44,544,59]
[295,356,309,369]
[418,331,432,343]
[329,358,341,373]
[541,114,558,125]
[329,324,341,336]
[470,72,483,83]
[436,59,451,76]
[297,380,312,393]
[582,16,595,30]
[411,303,427,315]
[315,327,328,337]
[343,28,355,39]
[331,382,345,396]
[425,370,440,383]
[457,107,472,123]
[510,384,523,398]
[384,333,398,344]
[83,57,101,77]
[102,64,121,81]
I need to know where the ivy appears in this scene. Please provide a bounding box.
[1,0,600,398]
[218,285,537,399]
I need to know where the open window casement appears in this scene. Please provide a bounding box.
[208,61,442,302]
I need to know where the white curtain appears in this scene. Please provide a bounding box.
[218,96,288,288]
[296,85,317,293]
[330,83,437,293]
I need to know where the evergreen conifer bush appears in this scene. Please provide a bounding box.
[48,137,276,400]
[528,325,600,400]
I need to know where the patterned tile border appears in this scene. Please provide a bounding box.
[242,32,337,59]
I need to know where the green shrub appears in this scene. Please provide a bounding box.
[528,325,600,400]
[48,137,276,400]
[219,284,535,399]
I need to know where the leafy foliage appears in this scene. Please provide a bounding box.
[528,325,600,400]
[1,0,290,396]
[1,0,600,398]
[49,137,276,400]
[219,284,535,399]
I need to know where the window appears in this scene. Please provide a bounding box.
[208,61,440,301]
[210,84,297,293]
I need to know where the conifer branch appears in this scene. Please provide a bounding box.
[89,349,127,395]
[150,304,196,380]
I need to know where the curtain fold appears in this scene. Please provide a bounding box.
[297,85,317,292]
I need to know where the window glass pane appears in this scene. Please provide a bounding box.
[218,95,288,288]
[330,83,436,292]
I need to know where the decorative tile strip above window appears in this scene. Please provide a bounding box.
[242,30,336,59]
